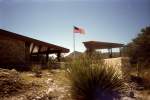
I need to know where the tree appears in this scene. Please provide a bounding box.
[127,26,150,68]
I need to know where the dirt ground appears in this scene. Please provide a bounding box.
[1,63,150,100]
[1,69,72,100]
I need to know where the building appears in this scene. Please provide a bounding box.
[83,41,124,58]
[0,29,69,68]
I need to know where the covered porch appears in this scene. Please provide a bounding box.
[25,39,69,65]
[29,42,69,65]
[83,41,124,58]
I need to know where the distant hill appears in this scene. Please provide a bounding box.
[67,51,83,58]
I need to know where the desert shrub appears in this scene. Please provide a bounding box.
[143,78,150,89]
[126,26,150,68]
[31,65,42,77]
[47,56,59,69]
[67,54,126,100]
[139,68,150,89]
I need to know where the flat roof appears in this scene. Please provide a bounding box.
[83,41,124,49]
[0,29,69,53]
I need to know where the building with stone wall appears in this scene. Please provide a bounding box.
[0,33,25,65]
[0,29,69,67]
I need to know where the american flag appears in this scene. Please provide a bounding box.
[73,26,85,34]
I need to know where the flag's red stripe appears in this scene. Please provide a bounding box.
[73,26,85,34]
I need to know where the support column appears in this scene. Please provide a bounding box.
[30,43,35,62]
[108,48,112,58]
[46,48,50,64]
[30,43,35,54]
[57,52,61,62]
[25,42,31,64]
[37,46,42,62]
[119,47,122,57]
[46,53,49,63]
[110,48,112,58]
[86,48,95,57]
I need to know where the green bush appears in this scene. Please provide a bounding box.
[139,68,150,89]
[126,26,150,68]
[47,56,58,69]
[67,54,126,100]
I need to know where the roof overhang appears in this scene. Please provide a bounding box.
[83,41,124,49]
[0,29,69,53]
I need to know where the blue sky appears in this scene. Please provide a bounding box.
[0,0,150,53]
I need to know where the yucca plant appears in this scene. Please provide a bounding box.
[67,53,126,100]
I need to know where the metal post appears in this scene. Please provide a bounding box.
[73,32,75,59]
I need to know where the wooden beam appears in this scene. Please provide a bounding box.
[31,49,62,55]
[25,42,31,64]
[46,48,50,63]
[36,45,42,62]
[38,45,42,53]
[30,43,35,54]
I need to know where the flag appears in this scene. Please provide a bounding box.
[73,26,85,34]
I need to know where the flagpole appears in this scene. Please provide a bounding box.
[73,26,85,59]
[73,32,75,59]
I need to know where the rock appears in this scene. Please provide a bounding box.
[0,68,25,97]
[46,88,54,94]
[129,91,134,98]
[121,97,136,100]
[35,71,42,78]
[11,69,17,73]
[46,78,54,84]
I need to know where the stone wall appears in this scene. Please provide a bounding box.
[104,57,130,68]
[104,57,130,78]
[0,35,26,66]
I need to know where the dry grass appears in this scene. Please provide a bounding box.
[0,57,150,100]
[67,55,127,100]
[0,69,71,100]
